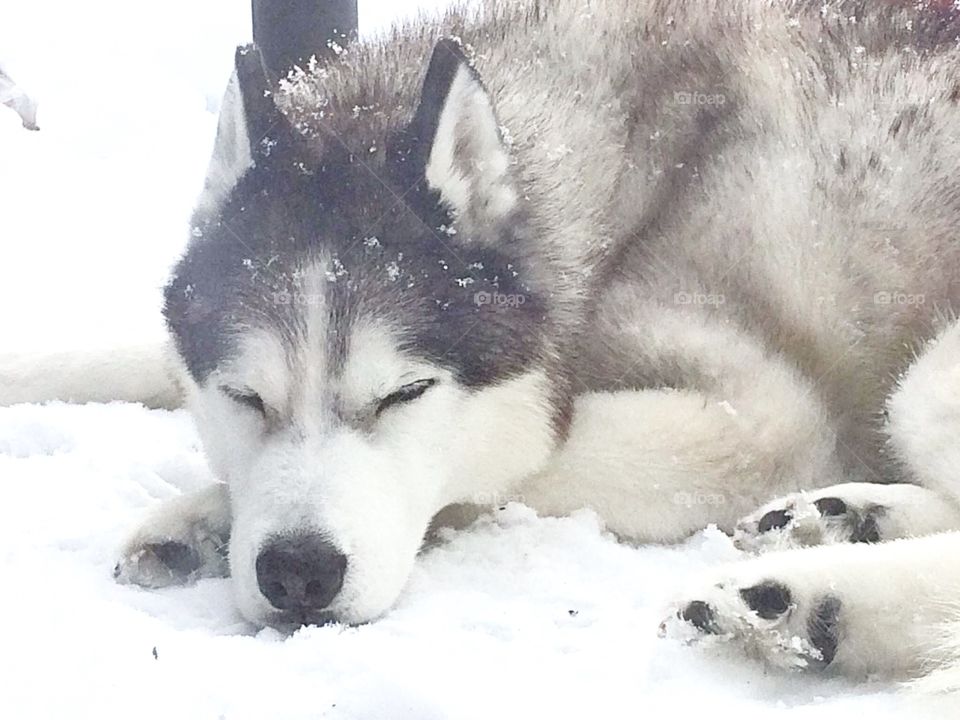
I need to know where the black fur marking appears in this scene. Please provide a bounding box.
[740,581,792,620]
[811,497,883,542]
[167,141,548,388]
[405,39,474,172]
[167,41,548,393]
[807,595,842,666]
[758,509,792,533]
[814,497,848,517]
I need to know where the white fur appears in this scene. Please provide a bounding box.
[887,321,960,505]
[0,64,39,130]
[195,69,254,215]
[151,255,557,625]
[424,62,517,226]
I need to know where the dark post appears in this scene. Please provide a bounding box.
[252,0,359,80]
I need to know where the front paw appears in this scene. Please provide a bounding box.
[733,485,887,553]
[114,535,228,588]
[114,484,231,588]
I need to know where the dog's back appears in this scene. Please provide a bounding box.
[578,0,960,479]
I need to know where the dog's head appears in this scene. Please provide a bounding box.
[165,43,568,627]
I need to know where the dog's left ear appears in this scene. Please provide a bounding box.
[411,39,518,227]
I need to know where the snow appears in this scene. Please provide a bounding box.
[11,407,960,720]
[1,405,949,720]
[0,1,955,718]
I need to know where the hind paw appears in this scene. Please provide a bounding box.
[732,482,960,553]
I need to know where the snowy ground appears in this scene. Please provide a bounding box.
[0,1,956,718]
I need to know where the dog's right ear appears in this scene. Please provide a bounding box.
[198,44,287,211]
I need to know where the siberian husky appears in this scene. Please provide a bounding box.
[6,0,960,688]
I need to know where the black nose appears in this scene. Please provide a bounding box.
[255,535,347,612]
[681,601,718,634]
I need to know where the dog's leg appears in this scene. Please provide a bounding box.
[517,378,841,543]
[732,482,960,552]
[515,304,854,542]
[114,483,231,587]
[734,320,960,552]
[664,531,960,680]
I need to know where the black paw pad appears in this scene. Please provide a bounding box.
[814,497,847,517]
[850,507,883,543]
[807,595,842,665]
[147,542,201,576]
[813,497,884,543]
[758,509,792,533]
[681,601,719,634]
[740,581,792,620]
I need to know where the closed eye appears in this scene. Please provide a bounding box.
[376,378,437,416]
[220,385,267,416]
